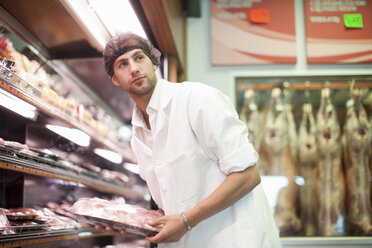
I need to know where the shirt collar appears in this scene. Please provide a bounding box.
[131,105,147,128]
[131,79,173,128]
[146,78,162,113]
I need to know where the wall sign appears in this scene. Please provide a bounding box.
[305,0,372,63]
[210,0,297,65]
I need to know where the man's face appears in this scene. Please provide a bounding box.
[111,48,157,97]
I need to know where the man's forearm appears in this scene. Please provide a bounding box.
[185,165,261,228]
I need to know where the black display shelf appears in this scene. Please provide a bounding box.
[0,144,148,199]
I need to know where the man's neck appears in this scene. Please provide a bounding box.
[131,79,158,114]
[131,79,158,130]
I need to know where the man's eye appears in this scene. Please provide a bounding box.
[135,56,144,61]
[119,62,128,67]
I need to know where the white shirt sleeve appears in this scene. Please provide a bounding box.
[188,86,259,174]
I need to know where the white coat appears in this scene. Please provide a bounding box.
[131,79,281,248]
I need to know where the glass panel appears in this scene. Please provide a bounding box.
[236,76,372,237]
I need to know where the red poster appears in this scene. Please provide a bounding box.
[211,0,296,65]
[305,0,372,63]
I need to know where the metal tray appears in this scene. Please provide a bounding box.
[75,214,158,237]
[6,214,37,221]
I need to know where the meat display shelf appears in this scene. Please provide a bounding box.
[0,227,113,248]
[0,61,134,163]
[281,236,372,247]
[0,145,148,199]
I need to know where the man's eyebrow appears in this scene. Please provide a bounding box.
[132,50,145,57]
[115,50,144,65]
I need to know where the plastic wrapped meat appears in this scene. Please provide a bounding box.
[5,207,38,221]
[71,198,163,236]
[46,202,79,221]
[101,169,129,184]
[34,207,82,230]
[0,209,15,234]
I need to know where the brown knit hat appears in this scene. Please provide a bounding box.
[103,32,161,77]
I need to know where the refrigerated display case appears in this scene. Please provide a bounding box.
[0,7,151,248]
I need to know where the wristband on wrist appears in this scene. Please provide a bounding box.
[181,212,192,231]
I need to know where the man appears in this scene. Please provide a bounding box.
[103,32,281,248]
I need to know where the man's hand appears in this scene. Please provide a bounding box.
[146,214,188,244]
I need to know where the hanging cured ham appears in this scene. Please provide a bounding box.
[316,88,345,236]
[239,89,266,173]
[298,103,318,236]
[342,89,372,235]
[262,88,301,234]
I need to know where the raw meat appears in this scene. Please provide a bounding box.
[298,104,318,236]
[262,88,301,234]
[0,208,15,234]
[71,198,163,234]
[316,88,345,236]
[342,89,372,235]
[239,89,266,174]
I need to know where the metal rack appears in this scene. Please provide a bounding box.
[281,236,372,247]
[0,226,112,248]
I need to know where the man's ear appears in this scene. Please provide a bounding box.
[153,65,158,71]
[112,75,120,86]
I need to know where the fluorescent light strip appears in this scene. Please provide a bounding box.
[62,0,109,51]
[88,0,147,38]
[94,148,123,164]
[45,124,91,147]
[123,162,139,174]
[0,88,36,119]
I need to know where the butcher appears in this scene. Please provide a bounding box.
[101,32,281,248]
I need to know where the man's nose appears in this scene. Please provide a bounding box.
[129,60,139,74]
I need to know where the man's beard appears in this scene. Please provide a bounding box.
[130,78,154,96]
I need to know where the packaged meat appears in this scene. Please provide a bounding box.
[33,207,82,230]
[0,209,15,234]
[71,197,163,236]
[5,207,38,221]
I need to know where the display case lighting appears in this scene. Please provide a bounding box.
[123,162,139,174]
[94,148,123,164]
[0,88,37,120]
[45,124,91,147]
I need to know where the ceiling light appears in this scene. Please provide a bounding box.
[88,0,147,38]
[61,0,111,51]
[94,148,123,164]
[45,124,91,147]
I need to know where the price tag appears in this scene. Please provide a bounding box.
[249,9,270,24]
[344,14,363,28]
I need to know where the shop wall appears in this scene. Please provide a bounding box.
[186,0,372,106]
